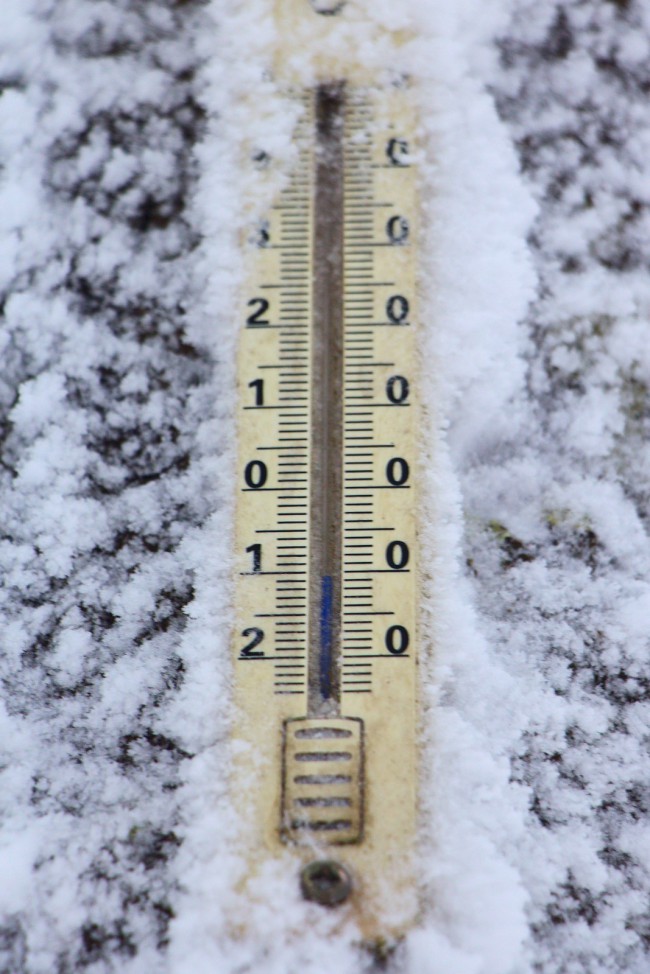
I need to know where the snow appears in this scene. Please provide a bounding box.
[1,0,649,972]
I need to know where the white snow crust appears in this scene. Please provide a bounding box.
[0,1,649,973]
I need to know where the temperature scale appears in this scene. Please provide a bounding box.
[232,0,420,941]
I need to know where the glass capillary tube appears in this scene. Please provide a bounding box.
[308,82,345,715]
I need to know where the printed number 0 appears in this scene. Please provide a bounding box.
[386,375,409,404]
[386,457,409,487]
[386,295,409,324]
[244,460,268,489]
[386,138,409,165]
[386,541,409,570]
[386,215,409,245]
[385,625,409,655]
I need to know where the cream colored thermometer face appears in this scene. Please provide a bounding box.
[232,1,420,941]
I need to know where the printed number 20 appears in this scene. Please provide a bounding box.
[240,627,264,658]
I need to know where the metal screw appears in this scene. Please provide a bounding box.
[300,860,352,906]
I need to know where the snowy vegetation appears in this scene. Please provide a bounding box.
[0,1,648,972]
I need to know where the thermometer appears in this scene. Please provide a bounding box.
[232,0,420,940]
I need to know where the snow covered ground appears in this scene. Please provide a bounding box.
[1,1,649,972]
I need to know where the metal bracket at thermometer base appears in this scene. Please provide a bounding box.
[282,716,364,845]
